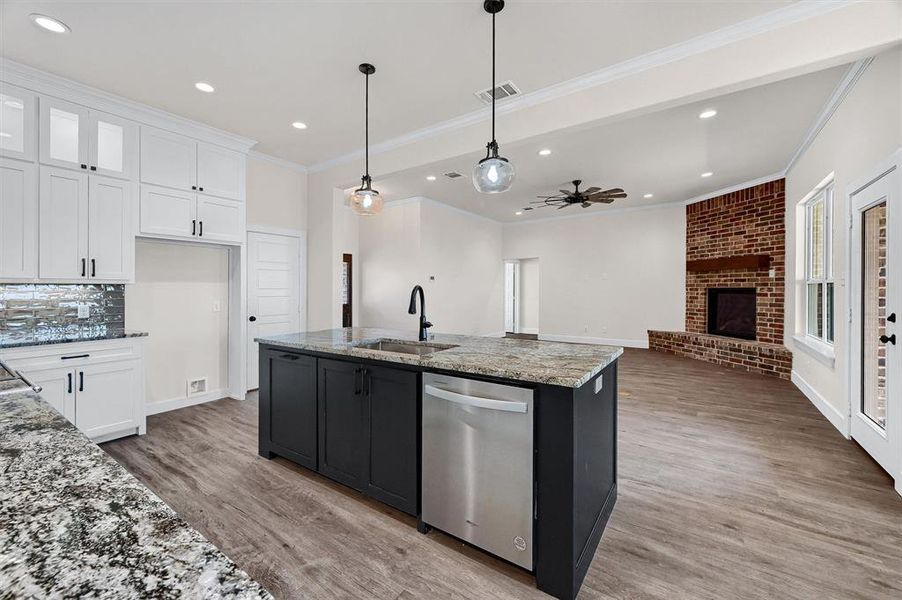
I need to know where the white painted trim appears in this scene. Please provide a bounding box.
[0,58,256,152]
[248,150,307,173]
[785,58,874,174]
[791,370,849,438]
[481,331,507,338]
[539,333,649,349]
[308,0,852,173]
[679,172,788,206]
[146,388,229,416]
[246,224,306,238]
[792,334,836,368]
[520,328,539,335]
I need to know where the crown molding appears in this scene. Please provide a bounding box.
[308,0,854,174]
[248,150,308,173]
[784,56,874,174]
[0,58,257,153]
[679,172,787,206]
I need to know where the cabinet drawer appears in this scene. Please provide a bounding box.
[1,338,142,371]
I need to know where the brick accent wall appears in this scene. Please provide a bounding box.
[686,179,785,344]
[648,331,792,379]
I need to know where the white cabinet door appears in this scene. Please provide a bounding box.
[197,196,243,243]
[88,175,134,281]
[75,360,140,440]
[39,167,89,280]
[39,96,90,171]
[88,110,137,181]
[140,126,196,191]
[0,83,36,162]
[197,143,244,201]
[139,184,196,239]
[0,158,37,279]
[26,366,76,423]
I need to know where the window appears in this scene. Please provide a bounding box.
[805,183,834,343]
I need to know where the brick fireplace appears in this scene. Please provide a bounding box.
[648,179,793,378]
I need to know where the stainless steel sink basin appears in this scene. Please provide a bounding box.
[353,339,457,356]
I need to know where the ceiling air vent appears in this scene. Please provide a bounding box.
[474,80,521,105]
[444,172,464,179]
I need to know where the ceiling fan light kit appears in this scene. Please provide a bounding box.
[473,0,515,194]
[350,62,384,216]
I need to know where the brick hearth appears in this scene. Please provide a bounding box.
[648,179,793,379]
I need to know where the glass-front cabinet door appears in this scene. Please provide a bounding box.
[40,96,90,171]
[89,110,137,180]
[0,83,36,162]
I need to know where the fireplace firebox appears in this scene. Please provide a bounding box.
[707,287,756,340]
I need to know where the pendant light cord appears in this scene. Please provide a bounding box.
[491,9,496,145]
[365,70,369,180]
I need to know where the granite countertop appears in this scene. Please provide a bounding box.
[0,328,149,350]
[0,385,271,599]
[256,328,623,388]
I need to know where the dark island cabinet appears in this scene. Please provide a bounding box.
[258,349,317,469]
[318,358,368,491]
[259,346,419,516]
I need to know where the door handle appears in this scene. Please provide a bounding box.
[79,371,84,392]
[67,372,73,394]
[880,334,896,345]
[248,316,257,322]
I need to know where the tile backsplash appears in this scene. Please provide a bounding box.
[0,284,125,345]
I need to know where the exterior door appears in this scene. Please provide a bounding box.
[850,165,901,490]
[247,231,302,390]
[89,175,134,281]
[39,166,89,279]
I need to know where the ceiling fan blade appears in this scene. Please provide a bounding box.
[598,198,616,204]
[581,202,592,208]
[582,187,601,194]
[590,192,627,200]
[559,189,573,195]
[600,187,624,195]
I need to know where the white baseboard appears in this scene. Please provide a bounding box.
[481,331,507,338]
[539,333,649,349]
[520,328,539,335]
[791,370,849,438]
[146,388,228,416]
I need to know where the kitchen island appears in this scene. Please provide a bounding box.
[257,328,622,600]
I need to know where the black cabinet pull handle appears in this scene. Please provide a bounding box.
[199,221,203,237]
[192,185,197,190]
[880,334,896,345]
[192,219,196,236]
[248,316,257,322]
[61,354,89,360]
[91,259,96,278]
[279,354,299,361]
[81,258,86,277]
[889,313,897,323]
[354,368,362,395]
[90,165,96,171]
[362,368,370,396]
[67,373,73,394]
[80,163,87,169]
[79,371,84,392]
[199,186,204,192]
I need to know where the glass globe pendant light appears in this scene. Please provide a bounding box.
[473,0,514,194]
[351,63,384,216]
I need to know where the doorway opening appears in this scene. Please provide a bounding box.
[504,258,539,339]
[342,253,353,328]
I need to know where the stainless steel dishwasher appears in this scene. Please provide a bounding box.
[421,372,534,570]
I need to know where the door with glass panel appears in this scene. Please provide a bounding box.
[39,96,90,171]
[850,167,900,487]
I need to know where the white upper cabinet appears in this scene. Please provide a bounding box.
[0,83,36,162]
[88,175,134,280]
[0,158,37,279]
[139,185,196,239]
[197,143,244,201]
[140,126,197,191]
[88,110,137,180]
[40,97,90,171]
[197,196,243,243]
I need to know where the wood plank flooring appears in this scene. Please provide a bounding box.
[103,349,902,599]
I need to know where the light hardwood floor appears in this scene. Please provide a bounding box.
[103,349,902,599]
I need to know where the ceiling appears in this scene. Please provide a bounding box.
[371,63,848,223]
[0,1,796,166]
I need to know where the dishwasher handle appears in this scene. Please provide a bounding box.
[424,384,528,413]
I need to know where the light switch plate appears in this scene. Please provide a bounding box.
[77,304,90,319]
[594,374,604,394]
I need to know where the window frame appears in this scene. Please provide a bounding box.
[803,182,835,345]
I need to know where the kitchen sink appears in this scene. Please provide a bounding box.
[353,339,457,356]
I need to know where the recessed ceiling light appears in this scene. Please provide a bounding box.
[291,121,307,130]
[426,175,437,181]
[701,172,713,178]
[3,100,24,109]
[537,149,552,156]
[515,211,523,215]
[0,132,11,138]
[194,82,215,93]
[699,109,717,119]
[643,193,654,199]
[30,14,70,33]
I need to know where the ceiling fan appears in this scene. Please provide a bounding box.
[524,180,627,211]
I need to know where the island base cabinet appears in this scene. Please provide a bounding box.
[317,358,368,491]
[258,349,317,470]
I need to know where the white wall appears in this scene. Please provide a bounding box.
[125,240,230,411]
[246,155,308,231]
[503,205,686,346]
[785,48,902,429]
[358,198,504,336]
[519,258,540,334]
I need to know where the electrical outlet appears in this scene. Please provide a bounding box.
[212,301,221,312]
[187,377,208,397]
[77,304,90,319]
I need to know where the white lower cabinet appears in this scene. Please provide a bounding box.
[1,338,146,442]
[139,183,243,244]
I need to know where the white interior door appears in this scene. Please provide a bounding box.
[504,261,520,334]
[850,165,901,488]
[247,231,302,390]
